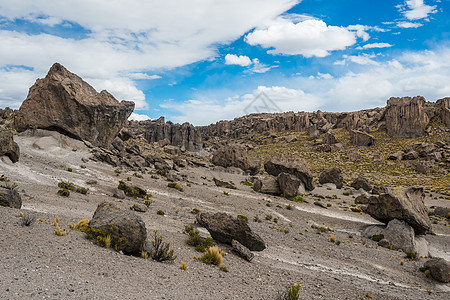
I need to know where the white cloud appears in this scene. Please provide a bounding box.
[347,25,370,42]
[398,0,437,20]
[245,18,357,57]
[129,112,151,121]
[225,54,252,67]
[128,73,161,80]
[335,54,379,66]
[0,0,299,108]
[360,43,393,49]
[396,21,423,28]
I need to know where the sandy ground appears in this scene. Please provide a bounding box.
[0,130,449,300]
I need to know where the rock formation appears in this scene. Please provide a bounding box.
[211,144,260,175]
[424,258,450,283]
[350,130,375,146]
[437,97,450,127]
[196,212,266,251]
[126,117,202,151]
[319,168,343,189]
[384,96,429,138]
[0,186,21,208]
[0,128,20,163]
[264,154,314,191]
[14,63,134,148]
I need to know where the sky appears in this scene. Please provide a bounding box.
[0,0,449,125]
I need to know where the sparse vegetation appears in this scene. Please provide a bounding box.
[371,234,384,242]
[241,180,253,187]
[157,210,165,215]
[21,214,35,227]
[168,182,183,191]
[149,231,177,262]
[237,215,248,222]
[285,195,304,202]
[179,261,188,270]
[197,246,224,266]
[58,189,70,197]
[265,214,272,220]
[118,181,150,199]
[329,234,336,243]
[191,208,200,214]
[277,284,301,300]
[223,191,229,196]
[405,251,418,260]
[184,225,215,252]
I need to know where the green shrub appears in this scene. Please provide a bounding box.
[67,167,73,172]
[277,284,301,300]
[405,251,418,260]
[184,225,216,252]
[157,210,165,215]
[118,181,150,199]
[191,208,201,214]
[76,187,89,195]
[241,180,253,187]
[58,181,75,191]
[286,204,293,210]
[133,172,143,178]
[237,215,248,222]
[285,195,304,202]
[223,191,229,196]
[265,214,272,220]
[149,231,177,262]
[371,234,384,242]
[168,182,183,192]
[58,189,70,197]
[156,169,167,176]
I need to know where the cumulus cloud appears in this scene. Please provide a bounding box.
[129,112,151,121]
[245,18,357,57]
[225,54,252,67]
[128,73,161,80]
[0,0,299,108]
[360,43,393,49]
[398,0,437,20]
[396,21,423,28]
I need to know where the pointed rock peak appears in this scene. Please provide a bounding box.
[47,62,71,76]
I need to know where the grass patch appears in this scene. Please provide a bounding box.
[184,225,216,252]
[168,182,183,192]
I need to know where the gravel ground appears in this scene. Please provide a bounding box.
[0,130,449,300]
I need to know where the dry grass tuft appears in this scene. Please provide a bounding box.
[55,224,66,236]
[329,234,336,243]
[179,261,188,270]
[74,219,90,231]
[199,246,224,266]
[104,234,112,249]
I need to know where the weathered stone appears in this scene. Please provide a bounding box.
[318,168,343,189]
[350,130,375,146]
[424,258,450,283]
[277,173,301,197]
[350,177,372,192]
[384,96,429,138]
[197,212,265,251]
[388,151,403,161]
[131,203,148,213]
[213,178,236,189]
[252,176,281,195]
[365,187,432,234]
[0,128,20,163]
[283,134,297,143]
[0,187,22,209]
[14,63,134,148]
[90,202,147,255]
[113,189,126,200]
[403,150,419,160]
[434,206,450,218]
[316,144,331,152]
[355,194,370,204]
[264,154,314,191]
[416,160,436,174]
[436,97,450,127]
[211,144,260,175]
[323,132,337,145]
[378,239,390,248]
[231,239,254,262]
[371,186,389,195]
[347,150,361,162]
[383,219,417,253]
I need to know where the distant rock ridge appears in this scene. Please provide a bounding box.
[14,63,134,148]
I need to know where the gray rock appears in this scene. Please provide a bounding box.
[434,206,450,218]
[264,154,314,191]
[277,173,301,197]
[252,176,281,195]
[0,187,22,209]
[350,130,375,146]
[213,178,236,189]
[365,187,432,235]
[196,212,265,251]
[113,189,126,200]
[416,160,436,174]
[323,132,337,145]
[388,151,403,161]
[131,203,148,213]
[424,258,450,283]
[318,168,343,189]
[403,150,419,160]
[90,202,147,255]
[211,144,260,175]
[350,177,372,192]
[355,194,370,204]
[231,239,254,262]
[378,239,390,248]
[0,129,20,163]
[385,96,429,138]
[347,150,361,162]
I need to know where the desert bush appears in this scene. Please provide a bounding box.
[157,210,165,215]
[67,167,73,172]
[58,181,75,191]
[191,208,201,214]
[277,284,301,300]
[329,234,336,243]
[371,234,384,242]
[76,187,89,195]
[198,246,224,266]
[184,225,215,252]
[265,214,272,220]
[55,224,66,236]
[156,169,167,176]
[405,251,418,260]
[133,172,143,178]
[149,231,177,262]
[21,214,35,227]
[168,182,183,191]
[74,219,90,231]
[285,195,304,202]
[241,180,253,187]
[179,261,188,270]
[117,181,150,199]
[58,189,70,197]
[237,215,248,222]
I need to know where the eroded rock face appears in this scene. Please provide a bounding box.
[14,63,134,148]
[0,187,22,209]
[264,154,314,191]
[0,129,20,163]
[252,176,281,195]
[351,177,372,192]
[90,202,147,255]
[365,187,432,235]
[437,97,450,127]
[350,130,375,146]
[277,173,301,197]
[384,96,429,138]
[211,144,260,175]
[197,212,265,251]
[318,168,343,189]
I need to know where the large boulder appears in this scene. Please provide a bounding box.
[277,173,301,197]
[424,258,450,283]
[384,96,429,138]
[436,97,450,127]
[14,63,134,148]
[365,187,432,235]
[0,187,22,209]
[350,177,372,192]
[0,129,20,163]
[318,168,343,189]
[196,212,266,251]
[90,202,147,255]
[350,130,375,146]
[211,144,260,175]
[252,176,281,195]
[264,154,314,191]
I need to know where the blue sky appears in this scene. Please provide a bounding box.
[0,0,449,125]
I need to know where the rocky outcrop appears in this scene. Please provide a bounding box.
[126,117,202,151]
[90,202,147,255]
[277,173,301,197]
[14,63,134,148]
[196,212,265,251]
[0,129,20,163]
[211,144,260,175]
[365,187,432,235]
[384,96,429,138]
[350,130,374,146]
[264,154,314,191]
[319,168,343,189]
[350,177,372,192]
[252,176,281,195]
[424,258,450,283]
[231,239,254,262]
[437,97,450,127]
[0,187,22,208]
